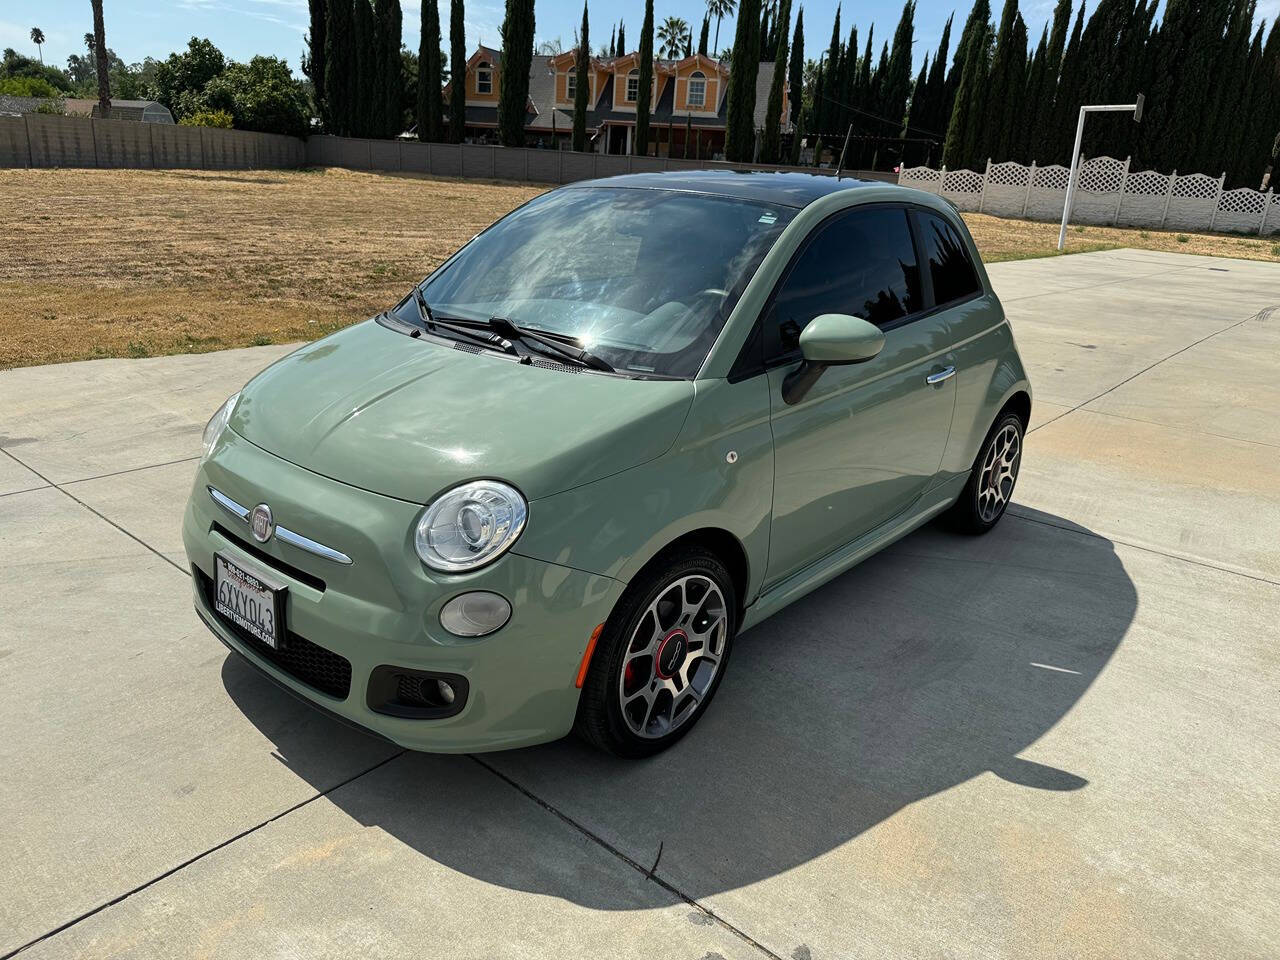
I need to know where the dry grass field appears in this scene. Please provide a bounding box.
[3,166,1278,369]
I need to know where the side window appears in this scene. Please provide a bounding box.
[764,206,923,360]
[916,211,982,306]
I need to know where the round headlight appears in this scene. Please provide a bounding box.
[414,480,527,572]
[201,392,240,462]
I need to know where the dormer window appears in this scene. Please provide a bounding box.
[688,71,706,108]
[477,62,493,94]
[625,69,639,102]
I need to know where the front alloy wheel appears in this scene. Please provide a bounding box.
[577,549,736,757]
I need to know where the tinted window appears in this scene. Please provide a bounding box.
[764,206,923,359]
[917,211,982,305]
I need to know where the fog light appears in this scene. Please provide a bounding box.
[434,679,456,705]
[439,591,511,637]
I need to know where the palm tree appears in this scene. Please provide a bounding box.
[706,0,735,56]
[30,27,45,63]
[657,16,689,60]
[89,0,111,118]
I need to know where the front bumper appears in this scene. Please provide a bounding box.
[184,428,624,753]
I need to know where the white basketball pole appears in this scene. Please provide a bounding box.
[1058,94,1145,250]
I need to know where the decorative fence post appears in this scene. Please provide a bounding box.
[1161,170,1176,229]
[1113,156,1131,225]
[1022,161,1036,216]
[1260,188,1273,236]
[1208,173,1226,231]
[978,158,991,213]
[939,165,947,196]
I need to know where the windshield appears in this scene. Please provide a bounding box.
[412,186,795,378]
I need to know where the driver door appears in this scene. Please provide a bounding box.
[763,205,957,589]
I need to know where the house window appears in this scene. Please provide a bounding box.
[687,71,706,108]
[625,69,639,102]
[477,63,492,94]
[566,70,576,99]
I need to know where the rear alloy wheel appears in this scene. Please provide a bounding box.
[948,411,1024,534]
[576,550,735,757]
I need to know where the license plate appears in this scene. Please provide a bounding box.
[214,553,287,649]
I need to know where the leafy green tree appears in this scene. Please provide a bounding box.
[498,0,536,146]
[1,48,72,91]
[658,16,689,59]
[418,0,444,139]
[178,108,233,128]
[0,75,60,96]
[760,0,792,161]
[787,6,804,131]
[634,0,654,154]
[303,0,327,126]
[449,0,466,142]
[724,0,761,159]
[148,37,226,120]
[326,0,356,135]
[573,2,590,151]
[197,56,311,136]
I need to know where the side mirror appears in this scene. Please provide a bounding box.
[783,314,885,404]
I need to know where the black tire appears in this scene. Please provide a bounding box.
[575,547,737,758]
[946,410,1025,535]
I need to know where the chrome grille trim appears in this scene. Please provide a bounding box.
[207,486,353,565]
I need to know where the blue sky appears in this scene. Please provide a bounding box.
[4,0,1277,84]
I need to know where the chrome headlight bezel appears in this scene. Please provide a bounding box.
[201,391,240,463]
[413,480,528,573]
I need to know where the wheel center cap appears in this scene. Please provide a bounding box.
[655,629,688,680]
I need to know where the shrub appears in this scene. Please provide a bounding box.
[1176,234,1190,243]
[178,109,234,129]
[0,75,61,97]
[33,100,65,115]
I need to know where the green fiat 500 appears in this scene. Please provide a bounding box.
[186,170,1030,757]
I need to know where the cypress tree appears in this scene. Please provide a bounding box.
[1030,0,1071,161]
[869,40,889,117]
[699,16,710,55]
[634,0,654,154]
[840,25,857,132]
[881,1,916,130]
[326,0,356,136]
[449,0,466,142]
[790,106,805,163]
[573,1,590,151]
[812,60,826,138]
[1243,18,1280,187]
[1023,27,1048,159]
[820,5,841,132]
[761,0,793,161]
[1049,0,1085,163]
[788,6,804,129]
[906,56,926,156]
[353,0,376,136]
[417,0,443,140]
[617,21,626,53]
[943,0,992,168]
[919,13,951,138]
[985,0,1027,161]
[759,5,771,62]
[609,24,616,57]
[497,0,535,146]
[725,0,763,159]
[305,0,328,127]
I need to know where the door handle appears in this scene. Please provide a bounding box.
[925,365,956,385]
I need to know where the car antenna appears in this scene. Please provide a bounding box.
[835,124,853,179]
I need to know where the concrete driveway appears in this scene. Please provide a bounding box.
[2,249,1277,959]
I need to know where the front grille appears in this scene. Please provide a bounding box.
[196,569,351,699]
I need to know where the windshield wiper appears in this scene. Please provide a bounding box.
[409,287,518,357]
[483,316,615,372]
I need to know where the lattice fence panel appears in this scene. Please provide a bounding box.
[1166,173,1221,230]
[1213,188,1266,234]
[940,168,985,211]
[1116,169,1170,228]
[898,165,942,192]
[1265,193,1280,236]
[1026,164,1070,219]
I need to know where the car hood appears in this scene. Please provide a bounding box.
[229,320,695,503]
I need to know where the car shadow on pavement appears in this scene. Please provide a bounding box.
[221,504,1136,907]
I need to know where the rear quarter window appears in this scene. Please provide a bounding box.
[915,211,983,306]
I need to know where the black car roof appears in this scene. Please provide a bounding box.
[563,169,889,209]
